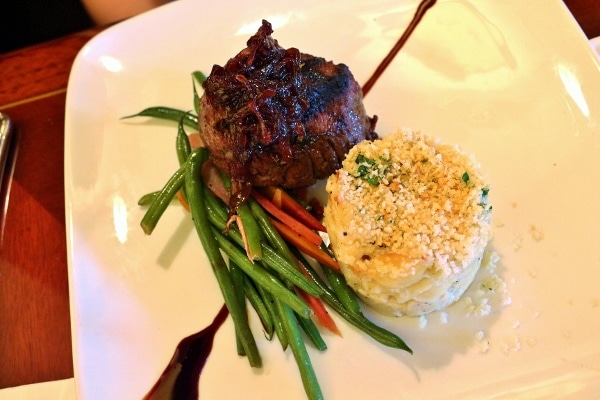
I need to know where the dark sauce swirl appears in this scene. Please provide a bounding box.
[142,305,229,400]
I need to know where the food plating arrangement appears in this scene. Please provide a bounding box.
[128,3,496,398]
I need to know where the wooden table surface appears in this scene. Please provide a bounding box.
[0,0,598,391]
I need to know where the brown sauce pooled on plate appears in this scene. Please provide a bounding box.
[142,305,228,400]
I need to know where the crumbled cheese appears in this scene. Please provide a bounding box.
[525,337,537,347]
[439,312,448,324]
[482,251,500,271]
[529,224,544,241]
[513,235,523,251]
[467,296,492,316]
[528,269,538,278]
[479,275,506,294]
[500,335,522,354]
[462,250,506,317]
[475,331,490,353]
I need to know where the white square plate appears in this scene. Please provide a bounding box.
[65,0,600,399]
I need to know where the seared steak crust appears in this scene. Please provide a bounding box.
[199,20,377,209]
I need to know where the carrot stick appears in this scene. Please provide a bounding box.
[298,289,341,336]
[176,189,190,212]
[252,190,322,247]
[269,186,283,208]
[263,186,326,232]
[269,218,340,271]
[294,261,341,336]
[187,132,204,149]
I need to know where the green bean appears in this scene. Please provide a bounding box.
[320,244,362,316]
[277,301,324,400]
[185,148,261,367]
[250,240,323,297]
[243,276,274,339]
[246,197,325,296]
[293,249,411,352]
[203,173,260,264]
[137,191,160,206]
[236,201,263,261]
[248,197,296,263]
[191,71,206,115]
[318,285,410,351]
[296,314,327,351]
[246,197,328,326]
[256,284,287,349]
[175,113,192,204]
[204,196,323,298]
[122,106,198,130]
[192,70,207,85]
[176,113,192,166]
[260,247,322,297]
[140,164,186,235]
[290,246,342,304]
[211,226,311,319]
[358,313,411,352]
[203,185,229,221]
[317,247,411,351]
[326,292,411,352]
[322,267,362,315]
[230,259,248,356]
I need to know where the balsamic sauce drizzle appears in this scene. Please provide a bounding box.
[361,0,437,97]
[143,1,437,398]
[142,304,229,400]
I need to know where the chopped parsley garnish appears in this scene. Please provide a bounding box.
[356,154,376,177]
[461,171,470,184]
[354,153,388,186]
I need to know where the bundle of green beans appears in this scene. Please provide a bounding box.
[127,73,411,400]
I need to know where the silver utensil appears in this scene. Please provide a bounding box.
[0,112,14,183]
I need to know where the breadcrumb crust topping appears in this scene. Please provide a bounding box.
[328,128,491,277]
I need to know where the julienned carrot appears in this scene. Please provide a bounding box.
[252,190,322,247]
[262,186,326,232]
[269,186,283,207]
[294,259,340,335]
[269,218,340,271]
[298,289,341,336]
[176,190,190,212]
[187,132,204,149]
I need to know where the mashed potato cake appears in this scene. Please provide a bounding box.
[323,128,492,316]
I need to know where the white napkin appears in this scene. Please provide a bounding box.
[0,378,75,400]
